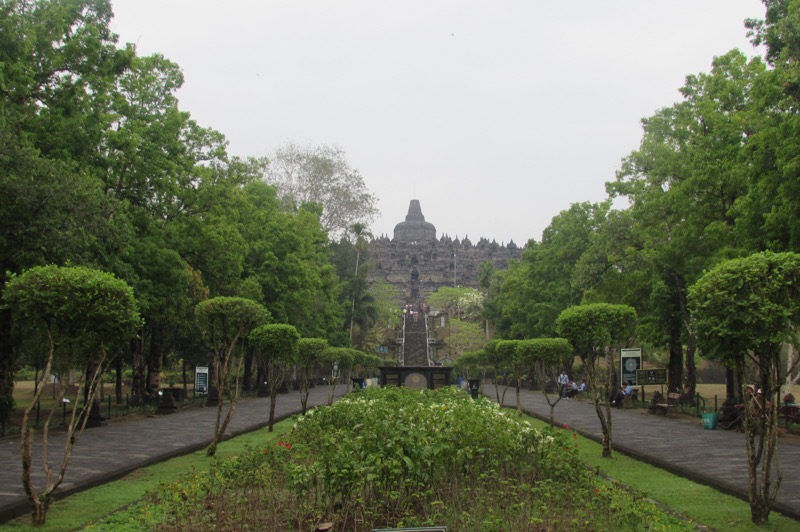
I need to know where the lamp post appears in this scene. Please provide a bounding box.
[453,252,457,287]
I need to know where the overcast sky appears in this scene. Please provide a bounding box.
[110,0,765,245]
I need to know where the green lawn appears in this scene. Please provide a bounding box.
[3,411,799,531]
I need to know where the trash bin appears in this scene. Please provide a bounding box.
[702,412,718,430]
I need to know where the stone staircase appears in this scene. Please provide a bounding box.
[402,311,430,366]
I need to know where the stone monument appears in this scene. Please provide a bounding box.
[366,199,522,305]
[371,199,523,389]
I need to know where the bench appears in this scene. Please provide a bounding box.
[622,389,639,408]
[779,404,800,427]
[654,392,680,415]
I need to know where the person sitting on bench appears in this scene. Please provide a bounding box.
[725,385,763,430]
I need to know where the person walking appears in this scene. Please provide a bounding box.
[558,370,569,398]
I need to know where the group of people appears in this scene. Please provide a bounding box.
[402,303,427,322]
[557,370,638,406]
[611,381,636,408]
[558,370,587,399]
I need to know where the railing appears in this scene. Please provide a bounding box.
[398,313,406,366]
[629,389,709,418]
[424,312,435,366]
[0,388,226,438]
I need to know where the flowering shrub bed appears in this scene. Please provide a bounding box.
[141,387,692,530]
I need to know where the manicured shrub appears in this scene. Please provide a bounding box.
[139,387,693,530]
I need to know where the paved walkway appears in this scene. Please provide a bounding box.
[2,385,800,524]
[492,387,800,520]
[0,386,346,523]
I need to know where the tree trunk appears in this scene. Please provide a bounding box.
[602,351,614,457]
[673,272,697,397]
[22,343,108,526]
[207,353,228,455]
[0,307,16,421]
[667,320,683,393]
[269,389,278,431]
[181,358,187,391]
[743,349,782,525]
[725,367,736,401]
[30,496,48,526]
[584,352,613,458]
[242,352,254,392]
[146,325,165,398]
[300,372,310,414]
[685,333,697,398]
[130,336,147,405]
[114,358,123,404]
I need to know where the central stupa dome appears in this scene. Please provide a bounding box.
[393,199,436,243]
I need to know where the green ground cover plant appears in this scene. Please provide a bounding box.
[7,389,799,530]
[119,387,692,531]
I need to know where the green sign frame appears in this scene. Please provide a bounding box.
[636,368,667,385]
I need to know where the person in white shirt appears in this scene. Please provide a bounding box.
[558,370,569,398]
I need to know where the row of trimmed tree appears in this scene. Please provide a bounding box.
[3,265,382,525]
[476,251,800,525]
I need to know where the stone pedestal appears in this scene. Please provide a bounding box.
[379,366,452,390]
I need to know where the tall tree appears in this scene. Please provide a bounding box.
[99,51,249,400]
[0,0,134,416]
[608,49,766,397]
[492,202,609,340]
[348,223,373,344]
[239,185,344,342]
[263,142,378,240]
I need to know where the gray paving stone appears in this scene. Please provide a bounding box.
[0,385,347,523]
[491,388,800,520]
[2,385,799,525]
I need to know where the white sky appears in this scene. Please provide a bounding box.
[110,0,765,245]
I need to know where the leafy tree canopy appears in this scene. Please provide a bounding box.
[263,142,378,240]
[689,251,800,366]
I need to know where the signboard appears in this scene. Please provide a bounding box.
[375,345,388,354]
[195,366,209,395]
[620,348,642,386]
[636,368,668,385]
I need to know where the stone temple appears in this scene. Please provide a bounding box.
[370,199,523,388]
[366,199,522,304]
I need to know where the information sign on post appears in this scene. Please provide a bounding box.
[195,366,209,395]
[636,368,668,385]
[620,348,642,386]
